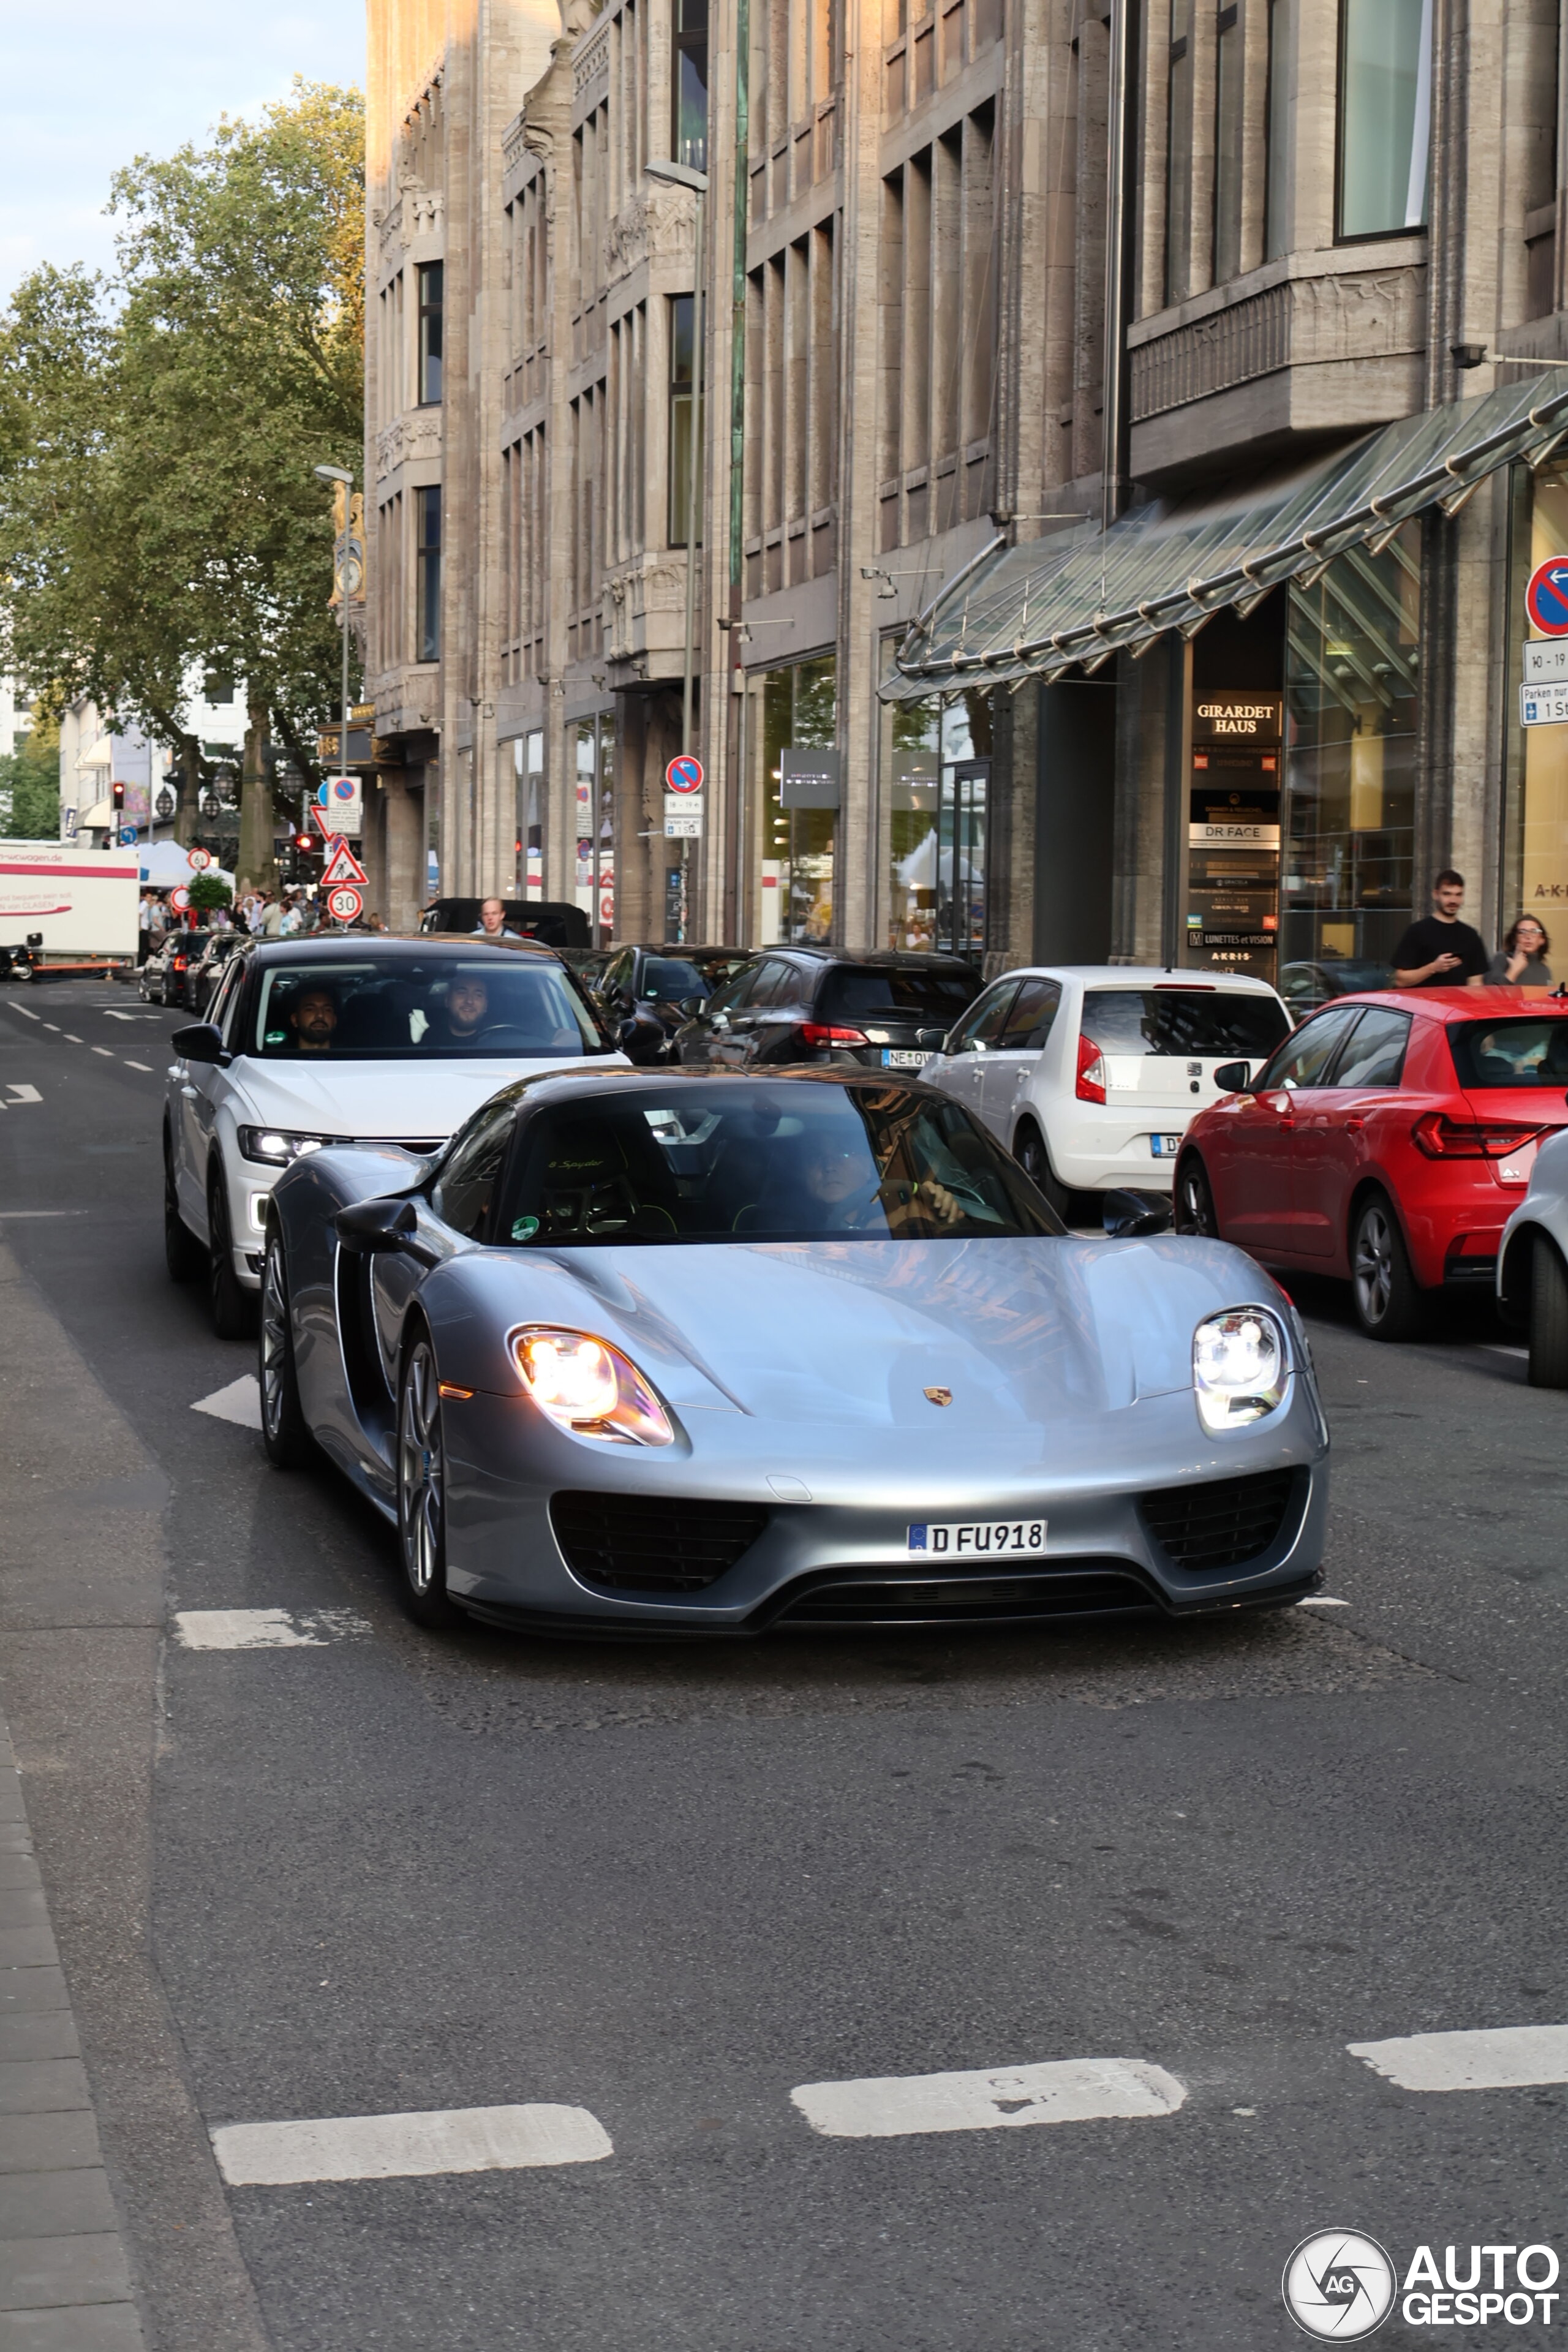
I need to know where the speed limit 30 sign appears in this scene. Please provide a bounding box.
[326,884,364,925]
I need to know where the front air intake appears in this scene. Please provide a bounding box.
[550,1492,768,1594]
[1139,1468,1299,1571]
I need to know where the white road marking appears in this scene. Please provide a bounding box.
[91,1046,114,1057]
[41,1023,58,1032]
[63,1033,83,1043]
[124,1061,153,1073]
[6,1086,41,1104]
[790,2056,1187,2139]
[1297,1597,1351,1608]
[191,1374,262,1428]
[103,1010,139,1022]
[173,1608,371,1650]
[1348,2024,1568,2093]
[0,1210,86,1219]
[211,2103,614,2186]
[10,1008,39,1020]
[1482,1344,1528,1360]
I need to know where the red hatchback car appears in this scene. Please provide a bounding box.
[1174,988,1568,1338]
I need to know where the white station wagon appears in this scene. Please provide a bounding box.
[922,964,1292,1215]
[163,935,627,1336]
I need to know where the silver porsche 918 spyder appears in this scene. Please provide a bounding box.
[259,1068,1329,1634]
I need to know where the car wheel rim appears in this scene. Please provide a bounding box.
[400,1346,442,1596]
[1179,1168,1212,1235]
[1354,1208,1393,1322]
[260,1248,288,1436]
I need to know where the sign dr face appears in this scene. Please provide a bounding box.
[665,755,704,795]
[1526,557,1568,636]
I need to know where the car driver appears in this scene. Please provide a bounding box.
[796,1130,968,1232]
[436,976,490,1045]
[287,987,338,1052]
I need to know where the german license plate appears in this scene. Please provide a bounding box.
[1499,1140,1539,1185]
[882,1048,932,1069]
[907,1520,1047,1557]
[1149,1134,1183,1156]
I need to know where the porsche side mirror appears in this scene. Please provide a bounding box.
[1102,1189,1172,1239]
[335,1196,440,1265]
[620,1019,666,1067]
[676,996,704,1018]
[1212,1060,1254,1094]
[916,1027,949,1050]
[171,1022,225,1065]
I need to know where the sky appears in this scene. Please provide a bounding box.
[0,0,366,301]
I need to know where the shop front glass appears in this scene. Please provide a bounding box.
[1277,522,1419,1001]
[1182,688,1284,980]
[1506,464,1568,942]
[574,714,614,943]
[515,729,544,899]
[884,689,993,953]
[754,654,835,943]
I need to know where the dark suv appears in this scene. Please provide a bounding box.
[673,948,981,1072]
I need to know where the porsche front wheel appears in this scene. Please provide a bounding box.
[258,1234,314,1469]
[397,1336,464,1629]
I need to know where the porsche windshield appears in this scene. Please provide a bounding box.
[248,955,610,1058]
[499,1082,1066,1245]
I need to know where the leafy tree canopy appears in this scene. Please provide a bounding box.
[0,79,364,814]
[0,714,61,840]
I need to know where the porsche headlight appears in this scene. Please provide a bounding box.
[1193,1306,1287,1433]
[511,1327,674,1446]
[238,1126,340,1166]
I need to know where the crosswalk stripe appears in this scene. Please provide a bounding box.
[791,2056,1186,2139]
[173,1608,371,1651]
[211,2104,614,2186]
[1348,2024,1568,2093]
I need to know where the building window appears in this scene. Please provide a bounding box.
[415,485,442,662]
[749,654,836,944]
[1164,0,1193,306]
[668,294,703,546]
[417,262,444,404]
[1265,0,1292,258]
[1336,0,1431,241]
[673,0,709,172]
[1212,3,1242,284]
[203,673,234,706]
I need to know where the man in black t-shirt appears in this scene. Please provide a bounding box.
[1392,870,1491,989]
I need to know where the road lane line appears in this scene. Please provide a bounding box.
[10,1008,39,1020]
[63,1034,83,1044]
[1348,2025,1568,2093]
[1297,1597,1351,1608]
[173,1608,371,1650]
[41,1024,58,1033]
[211,2104,614,2186]
[191,1375,262,1428]
[791,2056,1187,2139]
[91,1046,114,1058]
[124,1061,153,1073]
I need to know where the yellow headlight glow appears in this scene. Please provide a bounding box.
[511,1327,674,1446]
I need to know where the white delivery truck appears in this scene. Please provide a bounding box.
[0,842,140,977]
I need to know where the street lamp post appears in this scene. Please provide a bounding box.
[646,157,709,940]
[314,462,355,854]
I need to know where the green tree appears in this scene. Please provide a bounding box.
[186,872,233,915]
[0,715,61,839]
[0,80,364,880]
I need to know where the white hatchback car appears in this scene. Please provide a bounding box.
[923,965,1293,1215]
[164,935,627,1336]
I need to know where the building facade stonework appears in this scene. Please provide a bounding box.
[366,0,1568,976]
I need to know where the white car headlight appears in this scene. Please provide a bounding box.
[238,1126,342,1166]
[511,1327,674,1447]
[1193,1306,1287,1433]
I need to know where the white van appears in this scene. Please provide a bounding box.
[922,965,1291,1215]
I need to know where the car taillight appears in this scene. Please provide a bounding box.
[1411,1112,1544,1159]
[1076,1031,1107,1104]
[799,1023,870,1047]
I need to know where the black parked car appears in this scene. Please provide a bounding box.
[185,930,251,1017]
[672,947,982,1072]
[594,942,754,1060]
[139,929,211,1008]
[418,897,590,950]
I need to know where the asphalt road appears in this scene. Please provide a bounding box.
[1,978,1566,2352]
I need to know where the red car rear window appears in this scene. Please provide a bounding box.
[1448,1017,1568,1090]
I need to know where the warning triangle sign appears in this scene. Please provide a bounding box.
[320,834,368,886]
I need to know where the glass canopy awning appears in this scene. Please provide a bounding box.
[885,371,1568,700]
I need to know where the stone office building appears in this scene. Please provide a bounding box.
[366,0,1568,978]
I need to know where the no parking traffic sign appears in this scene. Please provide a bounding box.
[1526,558,1568,636]
[665,755,703,794]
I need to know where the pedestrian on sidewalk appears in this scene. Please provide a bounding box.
[1392,870,1491,989]
[1486,915,1553,987]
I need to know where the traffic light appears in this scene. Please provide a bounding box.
[111,782,125,813]
[294,832,314,855]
